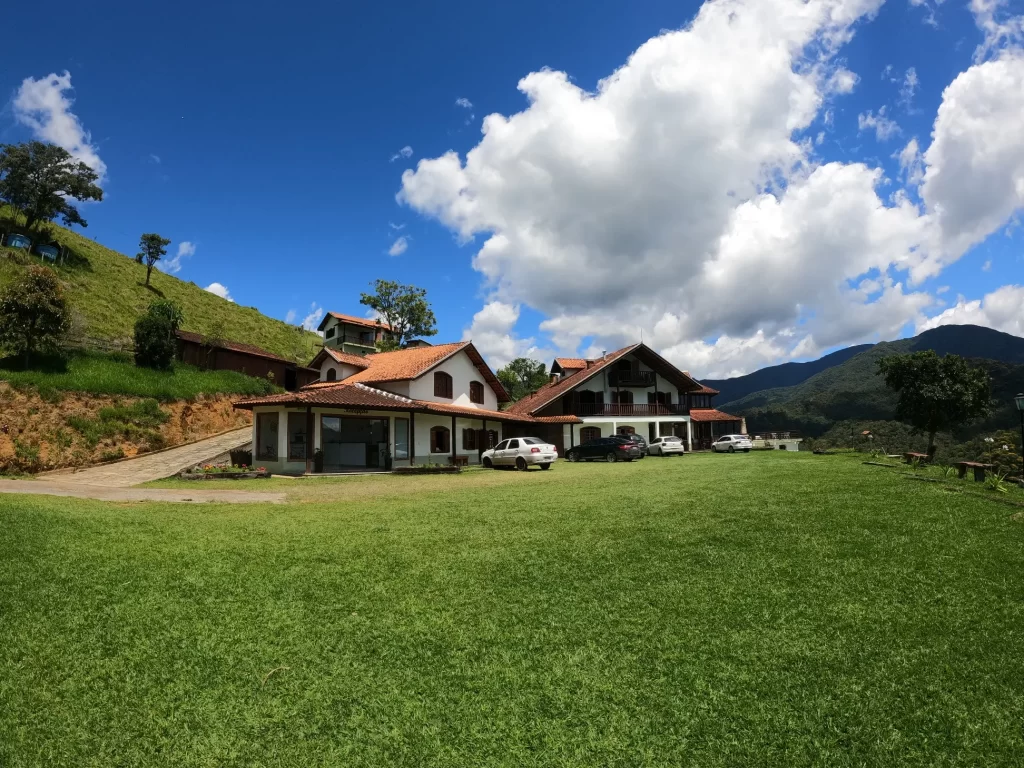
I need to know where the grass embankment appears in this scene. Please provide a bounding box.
[0,351,275,401]
[0,211,322,361]
[3,452,1024,766]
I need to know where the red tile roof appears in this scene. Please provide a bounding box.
[344,341,510,402]
[320,312,393,331]
[175,330,299,365]
[694,384,720,395]
[309,347,371,370]
[689,408,742,422]
[553,357,587,370]
[505,345,639,415]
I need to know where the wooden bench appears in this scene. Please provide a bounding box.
[904,452,930,465]
[956,461,994,482]
[448,455,469,467]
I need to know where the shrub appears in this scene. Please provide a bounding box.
[0,437,43,474]
[67,399,170,449]
[0,265,71,363]
[134,300,183,370]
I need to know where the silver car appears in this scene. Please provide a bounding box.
[712,434,753,453]
[482,437,558,470]
[648,436,686,456]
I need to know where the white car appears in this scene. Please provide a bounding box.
[712,434,753,453]
[482,437,558,470]
[648,436,686,456]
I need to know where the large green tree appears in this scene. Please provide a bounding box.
[0,141,103,234]
[497,357,550,402]
[877,350,991,457]
[359,280,438,349]
[133,300,183,370]
[137,233,171,287]
[0,265,71,365]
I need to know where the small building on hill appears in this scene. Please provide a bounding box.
[175,331,318,391]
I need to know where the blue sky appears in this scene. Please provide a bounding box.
[2,0,1023,377]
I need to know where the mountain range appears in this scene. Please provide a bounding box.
[713,325,1024,437]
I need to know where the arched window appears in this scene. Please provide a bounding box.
[325,368,337,382]
[580,426,601,443]
[434,371,453,398]
[430,426,451,453]
[469,381,484,404]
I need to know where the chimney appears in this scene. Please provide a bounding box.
[585,359,593,369]
[602,350,607,359]
[550,373,560,384]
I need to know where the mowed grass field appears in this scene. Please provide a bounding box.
[2,452,1023,767]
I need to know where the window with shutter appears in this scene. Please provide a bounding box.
[434,371,453,399]
[469,381,484,404]
[580,427,601,442]
[462,428,477,450]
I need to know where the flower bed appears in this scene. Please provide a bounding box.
[393,465,461,475]
[179,463,270,480]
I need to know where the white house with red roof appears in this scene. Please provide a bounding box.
[507,344,745,451]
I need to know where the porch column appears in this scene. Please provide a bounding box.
[409,410,416,465]
[655,420,661,438]
[686,419,693,450]
[451,415,457,464]
[569,423,575,448]
[612,421,617,436]
[305,406,313,474]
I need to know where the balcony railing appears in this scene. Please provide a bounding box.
[573,403,688,417]
[326,333,381,348]
[607,369,657,387]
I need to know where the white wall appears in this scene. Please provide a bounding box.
[408,350,498,410]
[560,355,684,404]
[319,359,364,382]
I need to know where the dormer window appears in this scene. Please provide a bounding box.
[469,381,484,404]
[434,371,453,399]
[325,327,336,339]
[326,368,337,382]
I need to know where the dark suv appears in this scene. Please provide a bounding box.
[565,436,642,463]
[618,433,648,458]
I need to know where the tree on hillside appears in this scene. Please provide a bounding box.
[359,280,438,349]
[0,266,71,365]
[0,142,103,235]
[137,233,171,287]
[877,350,991,458]
[497,358,550,402]
[133,300,183,370]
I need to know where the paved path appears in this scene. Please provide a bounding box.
[0,479,284,504]
[38,426,252,487]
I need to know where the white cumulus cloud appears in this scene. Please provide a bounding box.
[301,302,324,333]
[918,285,1024,337]
[463,301,549,369]
[857,106,901,140]
[204,282,233,302]
[13,72,107,179]
[399,0,1024,377]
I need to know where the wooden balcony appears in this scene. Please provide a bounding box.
[573,403,688,417]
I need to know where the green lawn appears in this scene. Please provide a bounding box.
[0,351,276,400]
[2,452,1023,767]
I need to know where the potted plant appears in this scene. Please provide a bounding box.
[313,447,324,474]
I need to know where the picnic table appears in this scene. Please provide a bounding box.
[956,461,994,482]
[904,452,930,464]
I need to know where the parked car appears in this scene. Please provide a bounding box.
[564,436,642,463]
[712,434,753,453]
[481,437,558,470]
[648,435,686,456]
[618,432,648,457]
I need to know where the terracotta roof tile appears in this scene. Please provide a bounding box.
[175,330,297,365]
[505,345,638,415]
[694,384,720,395]
[344,342,470,384]
[322,312,393,331]
[313,347,371,369]
[689,408,742,422]
[553,357,587,370]
[534,415,582,423]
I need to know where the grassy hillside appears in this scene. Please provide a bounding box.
[0,211,322,362]
[720,326,1024,437]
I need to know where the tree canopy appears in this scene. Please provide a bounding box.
[0,141,103,233]
[359,280,438,349]
[133,300,184,370]
[137,233,171,287]
[877,350,991,456]
[0,265,72,364]
[497,357,550,402]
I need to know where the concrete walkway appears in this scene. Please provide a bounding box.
[39,426,253,487]
[0,479,284,504]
